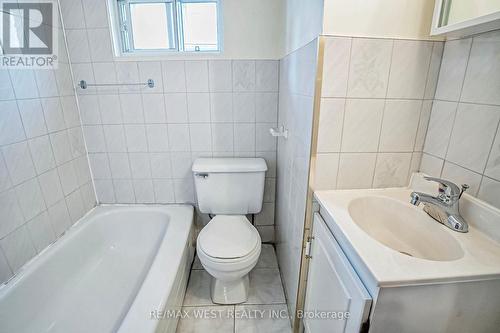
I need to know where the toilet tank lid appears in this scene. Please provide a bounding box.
[192,158,267,173]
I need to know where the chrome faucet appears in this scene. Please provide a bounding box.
[410,177,469,233]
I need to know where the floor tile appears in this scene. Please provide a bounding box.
[192,254,203,269]
[176,306,234,333]
[246,269,286,305]
[184,246,286,309]
[235,304,292,333]
[255,244,278,269]
[183,270,213,306]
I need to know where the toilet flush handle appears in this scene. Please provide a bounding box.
[194,173,209,179]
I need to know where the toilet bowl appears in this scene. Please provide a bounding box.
[192,157,267,304]
[196,215,261,304]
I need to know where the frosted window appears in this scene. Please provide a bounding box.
[181,2,219,52]
[116,0,220,54]
[130,3,175,50]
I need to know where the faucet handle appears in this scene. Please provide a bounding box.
[459,184,469,199]
[423,176,461,199]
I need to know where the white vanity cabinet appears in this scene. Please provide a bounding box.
[303,213,371,333]
[309,183,500,333]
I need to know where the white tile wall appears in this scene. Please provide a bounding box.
[379,100,421,152]
[59,0,280,237]
[446,104,500,173]
[337,153,377,189]
[316,36,443,191]
[373,153,412,188]
[316,99,344,153]
[421,29,500,210]
[387,40,433,99]
[434,38,472,101]
[423,101,457,158]
[347,38,393,98]
[0,9,96,283]
[76,59,278,220]
[315,154,340,190]
[341,99,384,152]
[275,40,318,316]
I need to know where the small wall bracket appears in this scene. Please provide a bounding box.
[270,125,289,139]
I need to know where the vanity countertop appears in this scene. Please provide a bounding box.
[314,175,500,287]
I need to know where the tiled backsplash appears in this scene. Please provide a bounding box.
[0,25,96,281]
[78,60,278,204]
[315,36,444,190]
[0,0,281,282]
[58,0,279,238]
[78,59,279,237]
[276,39,318,316]
[421,29,500,209]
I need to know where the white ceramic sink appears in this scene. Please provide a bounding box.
[348,196,464,261]
[314,173,500,286]
[314,174,500,333]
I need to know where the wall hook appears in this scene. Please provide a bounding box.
[270,125,288,139]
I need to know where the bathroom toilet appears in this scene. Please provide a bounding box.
[192,158,267,304]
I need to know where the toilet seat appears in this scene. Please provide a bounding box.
[198,215,260,260]
[196,214,262,304]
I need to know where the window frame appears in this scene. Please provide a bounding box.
[111,0,222,56]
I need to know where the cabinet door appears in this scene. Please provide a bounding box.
[304,213,372,333]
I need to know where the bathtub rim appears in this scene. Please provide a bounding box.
[1,204,192,290]
[116,204,194,333]
[0,204,194,333]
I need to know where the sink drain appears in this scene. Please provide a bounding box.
[398,251,413,257]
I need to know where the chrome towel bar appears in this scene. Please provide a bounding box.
[78,79,154,89]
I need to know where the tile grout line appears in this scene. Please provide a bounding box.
[412,40,440,179]
[2,51,73,269]
[420,41,437,101]
[407,100,426,182]
[1,70,96,281]
[421,150,500,183]
[181,302,289,308]
[371,39,395,188]
[334,37,353,189]
[439,38,474,178]
[75,4,103,210]
[478,118,500,194]
[233,304,236,333]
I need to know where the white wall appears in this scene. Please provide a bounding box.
[222,0,285,59]
[283,0,324,56]
[322,0,441,40]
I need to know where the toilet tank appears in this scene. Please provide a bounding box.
[192,158,267,215]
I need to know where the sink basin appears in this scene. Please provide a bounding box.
[348,196,464,261]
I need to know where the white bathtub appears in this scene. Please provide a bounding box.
[0,205,194,333]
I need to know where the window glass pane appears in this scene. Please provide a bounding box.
[181,2,218,51]
[130,2,174,50]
